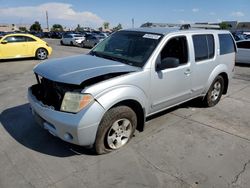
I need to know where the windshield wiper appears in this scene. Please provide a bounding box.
[89,51,139,67]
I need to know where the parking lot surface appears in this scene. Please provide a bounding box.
[0,39,250,188]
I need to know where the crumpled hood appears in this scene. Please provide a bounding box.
[34,55,140,85]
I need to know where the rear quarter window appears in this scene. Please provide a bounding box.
[218,34,236,55]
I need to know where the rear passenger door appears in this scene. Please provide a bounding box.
[191,34,216,96]
[150,35,192,113]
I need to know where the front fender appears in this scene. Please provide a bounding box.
[94,85,148,112]
[204,64,229,94]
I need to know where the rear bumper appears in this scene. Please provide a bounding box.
[27,88,105,146]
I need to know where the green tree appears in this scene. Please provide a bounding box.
[19,27,27,32]
[103,22,110,29]
[113,23,122,31]
[51,24,64,31]
[30,21,42,32]
[219,22,230,30]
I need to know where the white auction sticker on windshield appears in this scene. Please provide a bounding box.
[143,34,161,40]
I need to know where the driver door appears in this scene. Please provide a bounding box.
[0,36,27,58]
[150,35,192,113]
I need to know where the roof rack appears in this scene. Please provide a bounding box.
[140,22,220,30]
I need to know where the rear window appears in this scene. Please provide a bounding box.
[192,34,215,62]
[218,34,236,55]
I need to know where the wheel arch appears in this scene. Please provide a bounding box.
[205,64,229,95]
[111,99,145,132]
[94,86,148,132]
[35,47,48,58]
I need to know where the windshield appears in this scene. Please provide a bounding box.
[90,31,163,67]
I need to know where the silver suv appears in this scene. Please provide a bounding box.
[28,27,236,154]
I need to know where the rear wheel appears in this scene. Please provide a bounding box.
[70,41,73,46]
[60,40,64,45]
[203,75,224,107]
[36,48,48,60]
[94,106,137,154]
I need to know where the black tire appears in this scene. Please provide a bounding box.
[94,106,137,155]
[60,40,64,45]
[36,48,48,60]
[81,42,85,48]
[203,75,224,107]
[70,41,73,46]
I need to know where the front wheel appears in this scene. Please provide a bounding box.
[94,106,137,154]
[36,48,48,60]
[203,75,224,107]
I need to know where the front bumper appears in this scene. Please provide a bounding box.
[27,88,105,146]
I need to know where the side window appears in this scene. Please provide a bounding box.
[192,34,215,62]
[237,41,250,49]
[5,36,17,43]
[160,36,188,66]
[4,36,26,43]
[24,36,36,42]
[219,34,236,55]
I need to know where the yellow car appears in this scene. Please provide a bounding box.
[0,33,52,60]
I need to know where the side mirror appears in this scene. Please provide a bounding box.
[1,40,7,44]
[156,57,180,71]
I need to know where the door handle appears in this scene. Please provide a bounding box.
[184,69,191,76]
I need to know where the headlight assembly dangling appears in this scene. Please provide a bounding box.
[60,92,94,113]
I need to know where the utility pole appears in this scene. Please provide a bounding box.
[46,11,49,31]
[132,18,134,28]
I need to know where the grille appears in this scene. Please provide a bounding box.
[31,75,81,111]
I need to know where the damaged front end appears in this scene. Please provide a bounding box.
[31,74,82,111]
[31,72,130,112]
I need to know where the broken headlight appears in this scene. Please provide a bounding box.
[60,92,94,113]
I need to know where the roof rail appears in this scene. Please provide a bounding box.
[140,22,220,30]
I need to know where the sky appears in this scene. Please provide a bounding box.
[0,0,249,29]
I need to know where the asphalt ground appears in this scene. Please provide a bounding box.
[0,39,250,188]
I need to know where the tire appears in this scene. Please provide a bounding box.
[60,40,64,45]
[70,41,73,46]
[94,106,137,154]
[36,48,48,60]
[81,42,85,48]
[203,75,224,107]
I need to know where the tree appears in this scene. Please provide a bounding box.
[30,21,42,32]
[219,22,230,30]
[103,22,110,29]
[19,27,27,32]
[113,23,122,31]
[51,24,64,31]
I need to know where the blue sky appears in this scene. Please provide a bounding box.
[0,0,249,29]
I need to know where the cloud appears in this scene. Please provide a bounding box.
[192,8,199,13]
[231,11,244,17]
[0,2,104,28]
[209,12,216,16]
[173,9,184,12]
